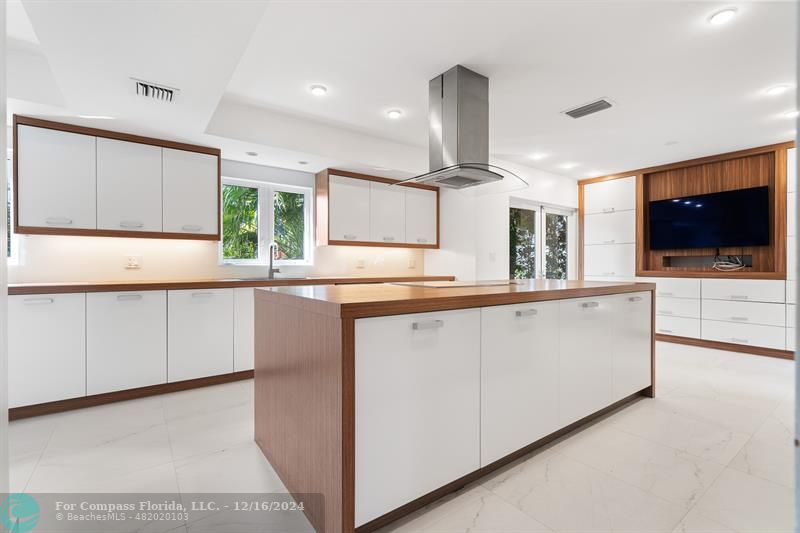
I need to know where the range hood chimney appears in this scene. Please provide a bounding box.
[402,65,503,189]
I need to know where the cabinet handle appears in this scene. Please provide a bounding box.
[191,292,214,298]
[602,207,616,213]
[343,234,358,240]
[416,238,428,244]
[730,316,749,322]
[659,310,674,315]
[45,217,72,225]
[383,236,395,242]
[23,297,54,305]
[515,309,539,317]
[412,319,444,331]
[730,295,749,300]
[581,301,600,309]
[627,296,643,302]
[182,224,203,232]
[116,294,143,301]
[658,291,674,297]
[657,328,674,334]
[602,272,616,276]
[730,337,750,344]
[604,240,616,244]
[120,221,144,229]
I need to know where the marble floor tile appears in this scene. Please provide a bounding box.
[729,412,795,488]
[694,467,794,533]
[174,442,286,494]
[162,381,251,423]
[166,403,254,461]
[671,507,737,533]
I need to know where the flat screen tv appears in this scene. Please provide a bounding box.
[648,186,770,250]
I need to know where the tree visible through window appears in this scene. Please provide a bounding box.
[222,184,259,261]
[509,207,536,279]
[273,191,305,260]
[510,204,572,280]
[545,212,568,280]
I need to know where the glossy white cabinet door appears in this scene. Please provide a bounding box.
[702,279,786,303]
[404,187,437,245]
[86,291,167,394]
[480,301,559,466]
[369,181,405,243]
[702,320,785,350]
[583,176,636,214]
[355,309,480,526]
[233,287,255,372]
[583,210,636,245]
[612,292,652,401]
[17,125,97,229]
[329,174,370,242]
[97,138,163,232]
[788,192,796,238]
[167,289,234,382]
[8,293,86,407]
[558,296,614,426]
[162,148,218,235]
[583,243,635,278]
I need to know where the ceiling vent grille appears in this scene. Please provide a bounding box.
[132,78,179,102]
[563,98,612,119]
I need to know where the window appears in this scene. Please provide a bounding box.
[221,178,312,265]
[509,201,574,280]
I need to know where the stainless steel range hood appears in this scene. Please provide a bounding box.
[401,65,504,190]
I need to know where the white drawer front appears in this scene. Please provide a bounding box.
[656,296,700,319]
[584,210,635,245]
[583,243,635,278]
[702,279,786,303]
[702,320,786,350]
[655,315,701,338]
[788,280,797,304]
[787,327,796,352]
[638,277,701,299]
[788,192,796,237]
[702,299,785,327]
[583,176,636,215]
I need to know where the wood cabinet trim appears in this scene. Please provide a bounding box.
[656,333,794,360]
[13,114,222,241]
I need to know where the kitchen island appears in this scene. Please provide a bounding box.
[254,280,656,533]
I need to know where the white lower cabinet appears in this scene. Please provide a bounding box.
[702,320,786,350]
[612,292,652,402]
[702,300,786,328]
[355,309,481,527]
[480,301,559,466]
[233,287,255,372]
[168,289,234,382]
[86,291,167,394]
[656,296,700,319]
[8,293,86,408]
[558,296,615,426]
[656,315,701,338]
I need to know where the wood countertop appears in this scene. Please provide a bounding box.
[257,279,657,318]
[7,275,456,295]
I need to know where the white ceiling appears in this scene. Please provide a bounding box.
[6,1,799,180]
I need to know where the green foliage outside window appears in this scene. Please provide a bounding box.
[509,207,536,279]
[545,213,568,280]
[273,191,305,260]
[222,184,259,260]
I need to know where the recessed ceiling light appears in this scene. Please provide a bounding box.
[78,114,114,120]
[708,7,737,26]
[245,151,258,157]
[386,109,403,120]
[309,84,328,96]
[298,161,309,165]
[559,162,579,170]
[784,109,799,119]
[528,153,548,161]
[765,84,792,97]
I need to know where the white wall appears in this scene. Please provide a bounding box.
[1,0,10,494]
[8,159,424,283]
[425,160,578,280]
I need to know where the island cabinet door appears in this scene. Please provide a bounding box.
[611,292,652,402]
[354,308,481,527]
[480,301,559,466]
[558,296,615,426]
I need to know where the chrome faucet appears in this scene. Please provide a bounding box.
[267,242,281,279]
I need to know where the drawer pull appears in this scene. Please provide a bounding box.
[730,337,750,344]
[343,234,358,240]
[412,319,444,331]
[627,296,643,302]
[602,272,616,276]
[120,221,144,229]
[730,316,749,322]
[581,301,600,309]
[658,291,674,297]
[603,240,616,244]
[116,294,143,301]
[602,208,616,213]
[515,309,539,317]
[416,238,428,244]
[730,295,749,300]
[191,292,214,298]
[45,217,73,225]
[182,224,203,232]
[657,328,674,334]
[659,310,674,315]
[383,236,395,242]
[23,297,54,305]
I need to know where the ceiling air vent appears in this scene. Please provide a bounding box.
[132,78,179,102]
[563,98,612,119]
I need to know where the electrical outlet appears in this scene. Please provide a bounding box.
[356,258,366,269]
[125,255,142,270]
[408,258,416,269]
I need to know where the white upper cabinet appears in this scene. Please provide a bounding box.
[583,176,636,214]
[17,125,97,230]
[162,148,219,236]
[329,174,371,242]
[369,181,405,244]
[97,138,163,232]
[404,187,437,246]
[584,210,636,245]
[583,243,635,278]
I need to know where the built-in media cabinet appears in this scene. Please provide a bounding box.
[579,141,796,358]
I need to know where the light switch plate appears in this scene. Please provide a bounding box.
[125,255,143,269]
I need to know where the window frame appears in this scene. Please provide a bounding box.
[6,152,18,265]
[219,177,313,267]
[509,198,576,280]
